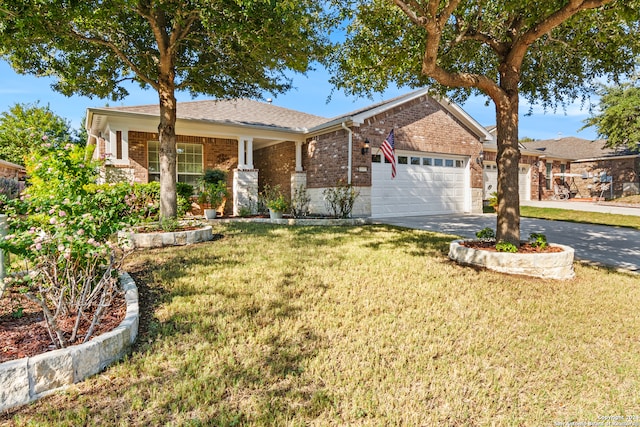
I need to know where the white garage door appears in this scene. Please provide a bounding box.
[483,163,531,201]
[371,152,470,218]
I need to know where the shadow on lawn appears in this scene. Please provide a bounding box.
[121,242,334,425]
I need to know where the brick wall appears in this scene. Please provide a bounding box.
[304,129,352,189]
[305,95,484,189]
[254,141,296,200]
[539,160,572,200]
[127,131,239,214]
[0,164,25,180]
[570,157,640,199]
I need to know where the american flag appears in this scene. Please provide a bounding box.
[380,129,396,178]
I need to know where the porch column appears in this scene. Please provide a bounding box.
[246,137,254,169]
[237,138,246,169]
[295,141,303,172]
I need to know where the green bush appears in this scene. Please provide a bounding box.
[475,227,495,240]
[529,232,548,249]
[496,240,518,253]
[323,180,359,218]
[0,143,126,348]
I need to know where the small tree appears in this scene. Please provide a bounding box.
[0,102,76,165]
[582,82,640,152]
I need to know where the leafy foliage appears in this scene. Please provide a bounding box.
[475,227,496,240]
[261,184,288,212]
[323,180,359,218]
[528,232,548,250]
[495,240,518,253]
[582,82,640,152]
[291,184,311,218]
[0,102,78,165]
[0,143,128,348]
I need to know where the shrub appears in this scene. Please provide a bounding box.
[261,184,288,212]
[475,227,495,240]
[496,240,518,253]
[201,168,227,185]
[529,232,548,249]
[291,184,310,218]
[323,180,359,218]
[0,143,128,348]
[488,191,498,210]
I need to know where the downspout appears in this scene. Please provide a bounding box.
[341,121,352,185]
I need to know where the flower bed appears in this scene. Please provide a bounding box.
[0,273,139,412]
[118,223,213,249]
[449,240,575,280]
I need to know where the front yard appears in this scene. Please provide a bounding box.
[4,223,640,425]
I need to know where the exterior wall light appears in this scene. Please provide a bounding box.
[362,139,370,155]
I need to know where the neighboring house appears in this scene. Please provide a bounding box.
[85,89,492,217]
[480,127,543,202]
[523,137,639,199]
[0,159,26,182]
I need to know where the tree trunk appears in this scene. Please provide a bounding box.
[158,85,178,219]
[494,87,521,246]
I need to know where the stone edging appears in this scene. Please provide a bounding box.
[0,273,139,412]
[216,218,371,226]
[118,225,213,249]
[449,240,576,280]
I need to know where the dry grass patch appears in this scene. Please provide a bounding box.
[3,223,640,426]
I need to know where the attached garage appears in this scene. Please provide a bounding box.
[483,162,531,202]
[371,151,470,218]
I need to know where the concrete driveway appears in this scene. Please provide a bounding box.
[375,214,640,274]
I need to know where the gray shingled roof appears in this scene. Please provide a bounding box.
[105,98,329,131]
[522,137,615,160]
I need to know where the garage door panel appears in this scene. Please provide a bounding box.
[371,155,469,218]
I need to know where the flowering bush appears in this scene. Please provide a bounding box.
[0,143,130,348]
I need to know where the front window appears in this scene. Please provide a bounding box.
[148,141,203,186]
[546,163,552,190]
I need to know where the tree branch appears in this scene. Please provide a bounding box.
[65,25,158,90]
[511,0,614,64]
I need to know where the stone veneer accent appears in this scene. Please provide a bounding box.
[0,273,139,412]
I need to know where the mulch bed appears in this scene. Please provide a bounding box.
[0,288,126,363]
[460,240,564,253]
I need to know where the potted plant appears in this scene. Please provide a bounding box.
[262,184,288,219]
[198,169,228,219]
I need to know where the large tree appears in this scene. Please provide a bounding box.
[582,82,640,152]
[0,0,328,218]
[330,0,640,245]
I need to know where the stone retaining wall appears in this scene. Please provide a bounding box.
[0,273,139,412]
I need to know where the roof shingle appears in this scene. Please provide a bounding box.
[105,98,329,131]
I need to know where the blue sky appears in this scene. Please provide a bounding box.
[0,60,599,141]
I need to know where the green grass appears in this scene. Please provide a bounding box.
[520,206,640,230]
[4,223,640,425]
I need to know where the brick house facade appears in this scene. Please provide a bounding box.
[86,89,493,217]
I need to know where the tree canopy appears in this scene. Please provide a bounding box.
[0,102,77,165]
[582,82,640,152]
[330,0,640,244]
[0,0,330,217]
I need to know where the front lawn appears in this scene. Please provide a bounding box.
[5,223,640,425]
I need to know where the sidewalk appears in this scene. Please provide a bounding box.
[520,199,640,216]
